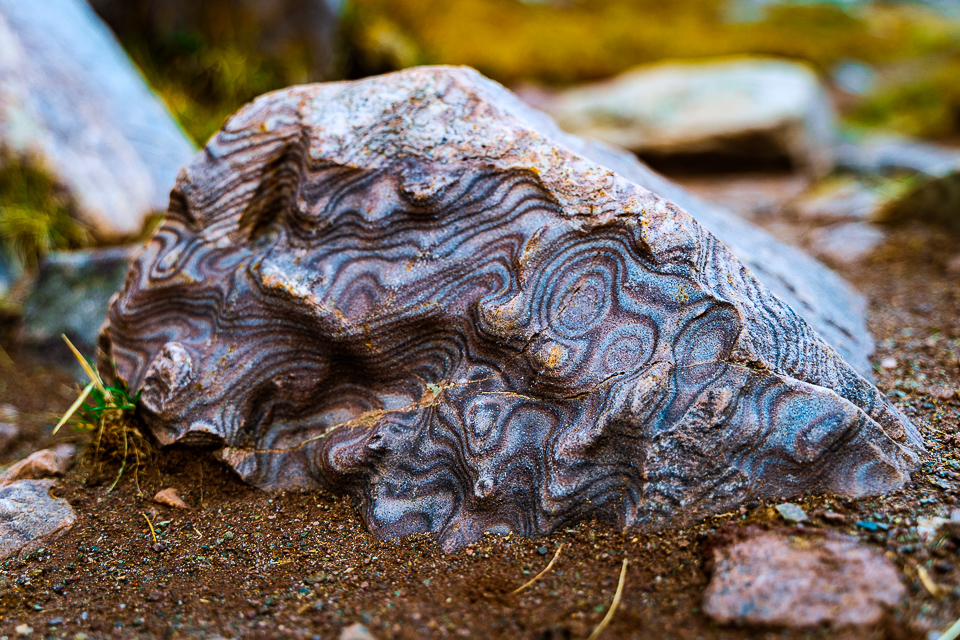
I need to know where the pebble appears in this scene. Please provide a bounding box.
[855,520,888,532]
[880,357,898,369]
[537,546,548,555]
[224,531,235,540]
[340,623,377,640]
[776,503,808,523]
[703,527,905,628]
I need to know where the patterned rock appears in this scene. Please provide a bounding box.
[0,480,76,560]
[0,0,195,241]
[101,67,921,551]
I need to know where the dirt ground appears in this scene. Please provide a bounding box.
[0,204,959,639]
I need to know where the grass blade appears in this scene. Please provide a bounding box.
[61,334,109,398]
[54,381,94,434]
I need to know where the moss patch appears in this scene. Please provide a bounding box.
[0,156,90,276]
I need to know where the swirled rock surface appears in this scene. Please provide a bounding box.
[101,66,921,551]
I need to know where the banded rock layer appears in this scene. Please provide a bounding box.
[101,66,921,551]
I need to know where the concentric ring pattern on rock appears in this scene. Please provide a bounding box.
[101,66,922,551]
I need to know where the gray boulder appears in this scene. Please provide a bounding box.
[0,479,76,560]
[22,245,137,360]
[0,0,196,241]
[524,57,836,175]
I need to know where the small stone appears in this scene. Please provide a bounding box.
[47,617,63,626]
[537,546,548,555]
[818,510,847,524]
[0,404,17,421]
[0,479,77,559]
[854,520,886,532]
[703,527,905,628]
[15,624,32,636]
[809,222,886,265]
[223,531,235,540]
[0,447,73,486]
[946,254,960,277]
[153,487,190,509]
[776,503,808,523]
[880,357,898,369]
[340,623,377,640]
[0,422,19,455]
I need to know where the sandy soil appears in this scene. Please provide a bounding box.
[0,215,958,640]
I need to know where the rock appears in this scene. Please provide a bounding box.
[0,250,13,299]
[100,66,919,551]
[0,422,18,454]
[0,445,74,486]
[525,57,836,175]
[0,479,76,559]
[153,487,190,509]
[703,528,905,628]
[833,135,960,232]
[879,167,960,233]
[90,0,342,81]
[792,177,884,222]
[947,254,960,277]
[576,138,876,378]
[0,0,196,241]
[809,222,886,266]
[836,135,960,177]
[340,623,377,640]
[21,245,137,361]
[776,503,808,523]
[0,404,19,454]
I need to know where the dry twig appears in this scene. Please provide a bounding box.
[587,558,628,640]
[512,544,564,594]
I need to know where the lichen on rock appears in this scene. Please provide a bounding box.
[101,66,921,551]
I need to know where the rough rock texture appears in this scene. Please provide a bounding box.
[101,66,920,551]
[558,137,875,378]
[22,246,137,361]
[0,479,76,560]
[523,58,836,175]
[0,0,196,241]
[703,528,905,628]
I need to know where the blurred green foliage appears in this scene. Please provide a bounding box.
[850,56,960,138]
[0,156,90,275]
[344,0,957,84]
[122,32,311,146]
[342,0,960,139]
